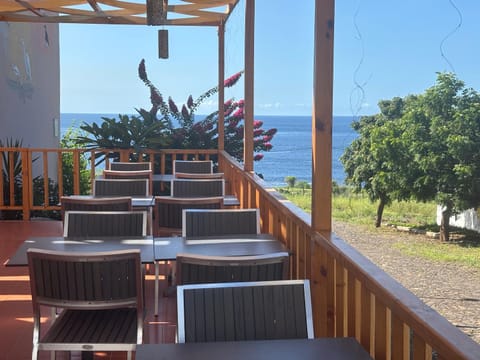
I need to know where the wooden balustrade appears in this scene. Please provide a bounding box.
[1,146,479,359]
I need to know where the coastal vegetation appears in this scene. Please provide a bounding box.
[279,183,480,269]
[76,59,277,165]
[341,73,480,242]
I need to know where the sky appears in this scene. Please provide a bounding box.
[60,0,480,116]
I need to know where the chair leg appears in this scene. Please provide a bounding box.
[154,261,159,316]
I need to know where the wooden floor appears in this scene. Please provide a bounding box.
[0,220,176,360]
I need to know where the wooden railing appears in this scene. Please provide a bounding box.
[1,146,479,359]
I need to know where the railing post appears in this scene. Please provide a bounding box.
[21,149,31,220]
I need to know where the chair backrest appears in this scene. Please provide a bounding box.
[171,178,224,198]
[28,248,143,310]
[177,279,314,343]
[60,196,132,219]
[109,161,151,171]
[94,178,149,197]
[174,172,224,179]
[182,208,260,237]
[176,252,289,285]
[27,248,144,357]
[63,210,147,238]
[174,160,213,174]
[153,196,223,236]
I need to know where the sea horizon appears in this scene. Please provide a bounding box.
[61,113,358,186]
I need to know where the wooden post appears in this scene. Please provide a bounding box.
[218,23,225,151]
[243,0,254,172]
[311,0,334,234]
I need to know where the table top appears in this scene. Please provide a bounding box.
[135,338,372,360]
[154,234,288,261]
[5,236,155,266]
[63,195,155,208]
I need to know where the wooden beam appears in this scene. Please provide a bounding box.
[218,23,225,150]
[243,0,254,172]
[311,0,334,233]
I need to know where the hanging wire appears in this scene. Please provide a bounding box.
[349,0,371,119]
[439,0,463,73]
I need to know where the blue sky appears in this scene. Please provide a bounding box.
[60,0,480,116]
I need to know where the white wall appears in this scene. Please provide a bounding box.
[0,22,60,179]
[437,206,480,233]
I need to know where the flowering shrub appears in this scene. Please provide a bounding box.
[138,59,277,163]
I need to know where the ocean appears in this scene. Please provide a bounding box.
[61,113,357,186]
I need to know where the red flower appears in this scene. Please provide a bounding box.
[237,99,245,108]
[181,105,189,119]
[253,120,263,128]
[265,128,277,136]
[187,95,194,108]
[232,108,244,119]
[263,135,273,142]
[264,142,273,150]
[150,88,163,106]
[254,129,263,136]
[254,154,264,161]
[138,59,147,82]
[168,97,178,113]
[224,71,243,88]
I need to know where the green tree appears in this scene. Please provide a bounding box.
[61,126,91,195]
[284,176,296,188]
[403,73,480,241]
[341,97,414,227]
[342,72,480,241]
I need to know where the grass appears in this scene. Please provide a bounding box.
[278,186,480,269]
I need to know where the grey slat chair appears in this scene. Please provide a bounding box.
[177,279,314,343]
[60,196,132,219]
[109,161,151,171]
[173,160,213,174]
[103,169,153,195]
[63,210,147,238]
[153,196,223,236]
[27,248,143,360]
[182,208,260,237]
[94,178,150,197]
[175,252,289,285]
[171,178,225,198]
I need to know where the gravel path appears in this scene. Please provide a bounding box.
[332,220,480,344]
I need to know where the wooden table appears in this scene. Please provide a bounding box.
[5,236,155,266]
[62,195,155,208]
[154,234,288,261]
[135,338,373,360]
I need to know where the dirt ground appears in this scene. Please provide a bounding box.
[332,220,480,344]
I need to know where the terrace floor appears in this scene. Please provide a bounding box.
[0,219,176,360]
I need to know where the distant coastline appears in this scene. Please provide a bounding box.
[61,113,357,186]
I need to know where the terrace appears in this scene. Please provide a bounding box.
[0,1,479,359]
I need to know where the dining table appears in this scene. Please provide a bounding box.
[135,337,373,360]
[4,235,155,266]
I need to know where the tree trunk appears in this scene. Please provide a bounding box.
[375,198,386,228]
[440,208,451,242]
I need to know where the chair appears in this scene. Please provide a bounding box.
[103,169,153,194]
[175,252,289,285]
[60,196,132,219]
[173,160,213,174]
[153,196,223,236]
[27,248,143,360]
[177,279,314,343]
[182,208,260,237]
[109,161,151,171]
[174,172,224,179]
[63,210,147,238]
[171,178,224,198]
[94,178,150,197]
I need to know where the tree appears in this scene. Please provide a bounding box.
[342,72,480,241]
[284,176,296,188]
[403,73,480,241]
[138,59,276,163]
[341,97,414,227]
